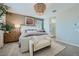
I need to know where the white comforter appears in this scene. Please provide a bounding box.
[19,32,51,44]
[19,32,51,52]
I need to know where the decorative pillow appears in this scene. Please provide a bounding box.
[37,29,45,32]
[27,30,37,33]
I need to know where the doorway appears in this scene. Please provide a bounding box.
[50,17,56,36]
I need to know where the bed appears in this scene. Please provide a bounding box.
[19,28,52,55]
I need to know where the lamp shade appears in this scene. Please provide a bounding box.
[34,3,46,16]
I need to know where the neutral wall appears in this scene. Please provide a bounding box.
[6,12,43,31]
[6,12,25,27]
[56,5,79,46]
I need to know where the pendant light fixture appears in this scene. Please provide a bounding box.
[34,3,46,16]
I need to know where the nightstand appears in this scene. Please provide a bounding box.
[4,30,21,43]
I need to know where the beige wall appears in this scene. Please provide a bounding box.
[6,12,25,28]
[6,12,43,30]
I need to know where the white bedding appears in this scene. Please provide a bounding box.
[19,32,51,52]
[19,32,50,43]
[32,35,51,43]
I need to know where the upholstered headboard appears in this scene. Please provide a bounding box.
[20,17,44,33]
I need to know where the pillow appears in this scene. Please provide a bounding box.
[27,31,37,33]
[37,29,45,32]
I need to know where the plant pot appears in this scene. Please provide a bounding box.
[6,31,9,33]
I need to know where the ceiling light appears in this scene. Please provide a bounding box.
[34,3,46,16]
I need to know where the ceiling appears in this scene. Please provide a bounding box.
[5,3,79,19]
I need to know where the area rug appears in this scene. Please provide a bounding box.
[0,41,65,56]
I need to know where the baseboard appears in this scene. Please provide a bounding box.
[56,37,79,48]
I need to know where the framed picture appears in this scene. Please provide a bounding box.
[25,17,35,26]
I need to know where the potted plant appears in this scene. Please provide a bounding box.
[0,23,5,31]
[5,23,14,33]
[0,4,9,31]
[0,23,14,33]
[0,3,9,17]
